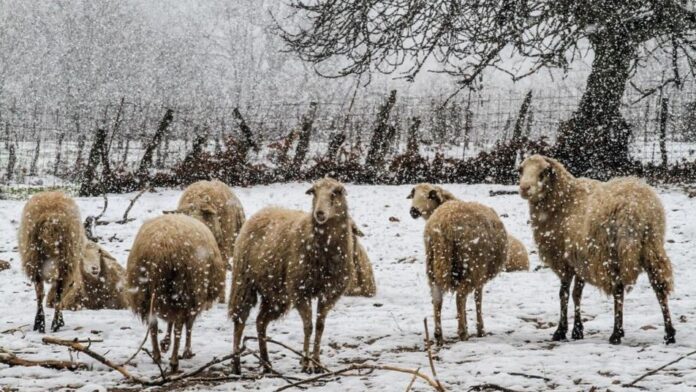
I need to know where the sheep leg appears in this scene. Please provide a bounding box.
[296,299,314,373]
[310,297,337,374]
[432,285,444,346]
[456,290,468,341]
[475,287,485,337]
[552,277,572,341]
[149,319,162,364]
[169,321,183,373]
[33,278,46,333]
[160,323,173,353]
[231,319,246,375]
[50,278,65,332]
[181,319,195,359]
[256,299,282,373]
[651,283,676,345]
[609,282,625,345]
[571,277,585,340]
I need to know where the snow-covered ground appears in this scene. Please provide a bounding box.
[1,183,695,391]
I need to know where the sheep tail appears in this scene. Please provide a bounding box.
[642,240,674,295]
[37,216,81,280]
[228,250,256,322]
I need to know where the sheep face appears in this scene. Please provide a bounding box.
[519,155,556,202]
[407,183,444,220]
[81,241,102,279]
[306,177,348,225]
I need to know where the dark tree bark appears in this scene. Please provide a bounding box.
[365,90,397,175]
[137,108,173,181]
[659,97,669,169]
[232,107,259,159]
[326,132,346,159]
[293,102,318,167]
[5,143,16,182]
[79,128,109,196]
[556,35,636,176]
[53,132,65,176]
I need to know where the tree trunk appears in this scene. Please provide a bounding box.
[137,108,173,182]
[555,34,636,177]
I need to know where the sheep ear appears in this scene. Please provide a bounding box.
[350,221,364,237]
[428,189,441,203]
[305,187,315,195]
[406,188,414,199]
[201,206,216,215]
[163,209,180,214]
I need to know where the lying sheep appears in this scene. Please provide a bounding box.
[345,222,377,297]
[408,184,507,344]
[48,241,128,310]
[18,191,85,333]
[504,235,529,272]
[519,155,675,344]
[126,214,225,372]
[229,177,354,374]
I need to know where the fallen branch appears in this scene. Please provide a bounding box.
[273,363,442,392]
[404,367,421,391]
[244,336,329,373]
[507,372,551,382]
[623,349,696,388]
[468,384,523,392]
[423,318,444,391]
[116,187,150,224]
[0,348,88,371]
[488,190,519,197]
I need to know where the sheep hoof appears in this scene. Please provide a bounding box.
[169,362,180,374]
[434,332,444,346]
[664,327,676,344]
[181,350,195,359]
[458,332,469,342]
[50,315,64,332]
[551,329,567,341]
[33,315,45,333]
[231,358,241,375]
[609,332,622,345]
[571,325,584,340]
[160,338,170,353]
[476,329,485,338]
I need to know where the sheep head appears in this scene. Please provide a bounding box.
[178,202,224,250]
[81,241,102,279]
[407,183,454,220]
[306,177,348,225]
[518,154,559,202]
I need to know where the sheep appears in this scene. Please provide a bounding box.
[519,154,675,344]
[344,222,377,297]
[47,241,128,310]
[408,183,507,344]
[18,191,85,333]
[126,214,225,372]
[504,235,530,272]
[229,177,354,374]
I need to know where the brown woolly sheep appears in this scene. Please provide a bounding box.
[175,180,245,268]
[48,241,128,310]
[408,184,507,344]
[504,235,530,272]
[229,177,354,374]
[519,154,675,344]
[126,214,225,372]
[19,191,85,333]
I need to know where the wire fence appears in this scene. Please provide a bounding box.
[2,87,696,184]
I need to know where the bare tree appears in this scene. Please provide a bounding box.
[278,1,696,174]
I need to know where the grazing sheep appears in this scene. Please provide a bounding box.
[126,214,225,372]
[48,241,128,310]
[504,235,530,272]
[408,184,507,344]
[229,177,354,374]
[19,191,85,333]
[345,222,377,297]
[519,154,675,344]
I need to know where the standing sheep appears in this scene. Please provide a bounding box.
[19,191,85,333]
[408,183,507,344]
[504,235,530,272]
[519,155,675,344]
[175,180,245,268]
[126,214,225,372]
[48,240,128,310]
[229,177,354,374]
